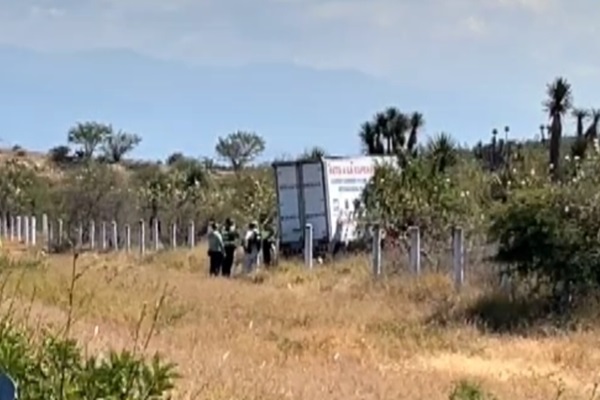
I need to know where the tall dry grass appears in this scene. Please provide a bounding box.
[2,243,600,399]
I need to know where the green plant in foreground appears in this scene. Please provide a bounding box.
[449,380,495,400]
[0,253,179,399]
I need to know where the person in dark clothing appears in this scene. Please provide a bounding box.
[261,224,275,266]
[221,218,239,277]
[207,221,225,276]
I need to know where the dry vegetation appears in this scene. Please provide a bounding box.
[2,242,600,400]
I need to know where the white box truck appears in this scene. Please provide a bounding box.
[272,155,396,254]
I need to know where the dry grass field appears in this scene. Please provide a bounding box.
[1,242,600,399]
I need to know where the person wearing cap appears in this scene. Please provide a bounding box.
[221,217,239,277]
[243,221,261,273]
[207,220,225,276]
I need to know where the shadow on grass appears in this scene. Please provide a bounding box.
[428,290,575,335]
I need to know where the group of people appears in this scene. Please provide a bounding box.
[206,218,276,277]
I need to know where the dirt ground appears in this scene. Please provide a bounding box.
[1,243,599,400]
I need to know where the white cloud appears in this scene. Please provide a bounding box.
[0,0,598,88]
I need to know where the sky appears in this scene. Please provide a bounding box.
[0,0,599,161]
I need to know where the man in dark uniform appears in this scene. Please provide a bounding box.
[221,218,239,277]
[261,223,276,267]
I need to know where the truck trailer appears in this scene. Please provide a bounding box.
[272,155,396,255]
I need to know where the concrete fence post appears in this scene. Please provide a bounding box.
[139,219,145,255]
[125,224,131,252]
[57,219,63,246]
[1,215,6,239]
[452,226,465,290]
[16,216,22,242]
[171,223,177,249]
[408,226,421,275]
[304,223,313,269]
[372,224,382,278]
[101,222,107,251]
[77,223,83,247]
[24,216,30,246]
[153,218,159,251]
[30,216,36,246]
[89,220,96,249]
[188,221,195,248]
[42,213,48,246]
[10,216,15,241]
[112,220,118,250]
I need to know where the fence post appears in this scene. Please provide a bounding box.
[139,219,145,255]
[48,220,54,246]
[112,220,118,250]
[24,216,30,246]
[188,221,195,248]
[42,213,48,247]
[153,219,159,251]
[57,219,63,246]
[31,215,36,246]
[125,224,131,252]
[171,223,177,249]
[452,226,465,290]
[408,226,421,275]
[77,223,83,247]
[304,223,313,269]
[89,220,96,249]
[17,216,22,243]
[1,215,6,239]
[101,222,107,251]
[10,216,15,241]
[372,224,382,278]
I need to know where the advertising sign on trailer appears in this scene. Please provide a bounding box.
[273,155,395,252]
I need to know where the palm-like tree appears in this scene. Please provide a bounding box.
[543,77,572,180]
[572,108,589,137]
[427,132,458,174]
[374,112,391,153]
[584,109,600,139]
[407,112,424,155]
[359,122,383,155]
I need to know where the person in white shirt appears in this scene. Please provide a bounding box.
[243,221,261,273]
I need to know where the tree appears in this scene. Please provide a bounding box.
[544,77,572,180]
[67,122,112,160]
[215,131,265,171]
[359,122,383,155]
[407,112,424,155]
[426,132,458,174]
[584,109,600,139]
[101,130,142,163]
[299,146,327,160]
[572,108,588,137]
[48,145,72,164]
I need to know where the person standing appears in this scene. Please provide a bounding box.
[261,223,275,267]
[221,218,239,277]
[243,221,261,273]
[207,221,225,276]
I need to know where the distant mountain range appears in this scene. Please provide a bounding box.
[0,46,540,161]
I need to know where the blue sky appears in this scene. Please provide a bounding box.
[0,0,599,161]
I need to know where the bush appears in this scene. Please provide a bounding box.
[0,255,179,399]
[0,323,177,399]
[489,152,600,310]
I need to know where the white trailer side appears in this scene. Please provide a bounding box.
[273,155,395,254]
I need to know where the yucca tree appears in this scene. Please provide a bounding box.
[584,109,600,139]
[407,112,424,155]
[572,108,589,137]
[374,112,391,153]
[543,77,572,180]
[427,132,458,174]
[359,122,384,155]
[388,109,409,154]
